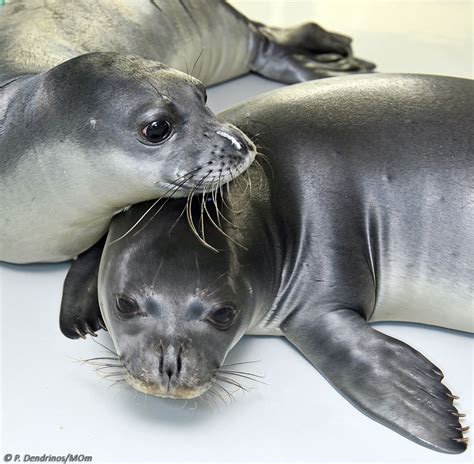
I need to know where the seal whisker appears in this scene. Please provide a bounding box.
[145,78,165,99]
[211,380,236,403]
[201,271,230,296]
[215,375,251,393]
[199,184,209,245]
[186,178,204,244]
[218,168,242,215]
[226,167,248,215]
[244,166,253,197]
[254,150,275,179]
[81,356,120,362]
[211,179,222,229]
[83,362,123,369]
[167,201,189,237]
[202,181,247,250]
[205,386,226,409]
[93,364,125,371]
[219,359,263,368]
[109,169,198,245]
[217,371,266,386]
[101,372,127,380]
[106,379,128,391]
[132,182,185,237]
[211,184,242,230]
[251,156,268,190]
[91,338,119,356]
[207,384,228,406]
[205,281,229,298]
[185,174,221,252]
[218,369,266,379]
[191,47,205,78]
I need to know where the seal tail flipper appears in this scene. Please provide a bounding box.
[60,236,106,339]
[250,23,376,84]
[281,308,468,454]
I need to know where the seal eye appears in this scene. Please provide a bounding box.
[141,120,172,144]
[208,306,237,329]
[115,295,140,317]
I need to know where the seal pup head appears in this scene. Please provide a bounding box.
[34,52,256,207]
[99,198,255,399]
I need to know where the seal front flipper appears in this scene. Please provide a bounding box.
[250,22,376,83]
[281,309,468,453]
[60,237,106,339]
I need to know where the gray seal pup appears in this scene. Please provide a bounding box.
[0,0,374,264]
[0,53,256,263]
[62,73,473,453]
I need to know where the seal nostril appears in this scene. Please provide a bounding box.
[158,342,164,375]
[177,346,182,376]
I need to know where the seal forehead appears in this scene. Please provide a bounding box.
[43,52,205,114]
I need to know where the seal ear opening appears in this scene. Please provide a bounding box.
[60,237,106,339]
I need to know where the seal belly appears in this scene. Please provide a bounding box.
[365,194,473,333]
[370,275,473,332]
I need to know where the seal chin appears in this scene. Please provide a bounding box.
[125,374,211,399]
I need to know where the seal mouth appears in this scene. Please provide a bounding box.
[164,139,256,195]
[125,373,212,399]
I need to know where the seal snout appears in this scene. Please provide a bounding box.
[157,341,183,386]
[122,338,213,399]
[216,130,244,151]
[215,124,256,157]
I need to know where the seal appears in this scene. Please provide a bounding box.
[0,0,374,264]
[0,52,256,263]
[61,74,473,453]
[0,0,374,83]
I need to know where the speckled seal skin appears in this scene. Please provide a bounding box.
[61,74,473,453]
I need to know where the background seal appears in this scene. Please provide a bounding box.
[0,0,374,83]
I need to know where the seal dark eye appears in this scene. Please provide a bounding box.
[141,120,172,144]
[208,306,237,329]
[115,295,141,318]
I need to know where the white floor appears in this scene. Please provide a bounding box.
[1,1,473,463]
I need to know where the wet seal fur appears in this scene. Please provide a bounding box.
[62,74,473,453]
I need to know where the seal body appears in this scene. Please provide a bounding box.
[0,0,374,84]
[63,74,473,453]
[0,0,252,84]
[221,73,473,334]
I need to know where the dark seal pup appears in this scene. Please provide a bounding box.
[61,74,473,453]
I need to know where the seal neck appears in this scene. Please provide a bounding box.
[221,164,282,332]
